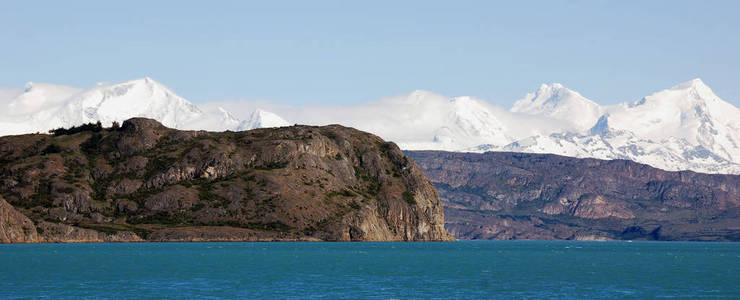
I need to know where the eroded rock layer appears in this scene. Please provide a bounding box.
[407,151,740,241]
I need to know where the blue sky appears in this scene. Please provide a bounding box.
[1,0,739,107]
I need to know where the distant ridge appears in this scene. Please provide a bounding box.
[408,150,740,241]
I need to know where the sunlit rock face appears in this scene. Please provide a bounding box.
[0,118,453,243]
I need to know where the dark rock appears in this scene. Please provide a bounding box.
[115,199,138,213]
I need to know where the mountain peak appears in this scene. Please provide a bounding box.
[23,82,34,92]
[518,82,594,108]
[588,114,610,135]
[674,78,707,90]
[59,76,204,130]
[238,109,291,130]
[605,78,740,165]
[539,82,566,91]
[122,77,166,89]
[512,83,602,132]
[409,89,435,95]
[450,96,478,106]
[408,89,440,101]
[667,78,717,100]
[631,78,723,109]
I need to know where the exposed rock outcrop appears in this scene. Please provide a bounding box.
[407,151,740,241]
[0,197,38,243]
[0,196,143,243]
[0,118,452,243]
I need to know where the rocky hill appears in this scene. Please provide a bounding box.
[407,151,740,241]
[0,118,453,243]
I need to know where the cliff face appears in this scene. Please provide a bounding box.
[0,118,452,243]
[407,151,740,241]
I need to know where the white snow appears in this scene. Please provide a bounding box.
[0,78,285,135]
[500,78,740,174]
[603,78,740,163]
[1,77,738,174]
[511,83,603,132]
[238,109,291,130]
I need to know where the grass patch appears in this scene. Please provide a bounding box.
[325,189,356,199]
[41,144,62,155]
[57,186,75,194]
[193,179,231,208]
[190,203,206,212]
[255,161,288,170]
[353,166,380,195]
[80,132,103,155]
[197,220,294,232]
[145,155,177,178]
[76,223,152,239]
[127,212,195,226]
[402,191,415,205]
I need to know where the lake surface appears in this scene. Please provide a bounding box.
[1,241,738,299]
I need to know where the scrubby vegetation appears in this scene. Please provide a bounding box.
[0,119,450,242]
[49,121,103,136]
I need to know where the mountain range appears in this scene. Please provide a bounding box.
[0,78,290,136]
[1,77,738,174]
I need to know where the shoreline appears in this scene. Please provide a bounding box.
[6,238,739,245]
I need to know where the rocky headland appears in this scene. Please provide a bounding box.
[0,119,453,243]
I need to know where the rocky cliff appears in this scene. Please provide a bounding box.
[0,118,453,243]
[407,151,740,241]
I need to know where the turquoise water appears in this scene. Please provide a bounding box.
[1,241,738,299]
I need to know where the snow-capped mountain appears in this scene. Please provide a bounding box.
[605,79,740,164]
[320,90,514,151]
[64,77,203,129]
[0,78,286,136]
[403,95,512,150]
[501,79,740,174]
[349,79,738,174]
[183,107,242,132]
[238,109,291,130]
[511,83,603,132]
[1,77,738,174]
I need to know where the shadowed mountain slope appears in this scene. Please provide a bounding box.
[407,151,740,241]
